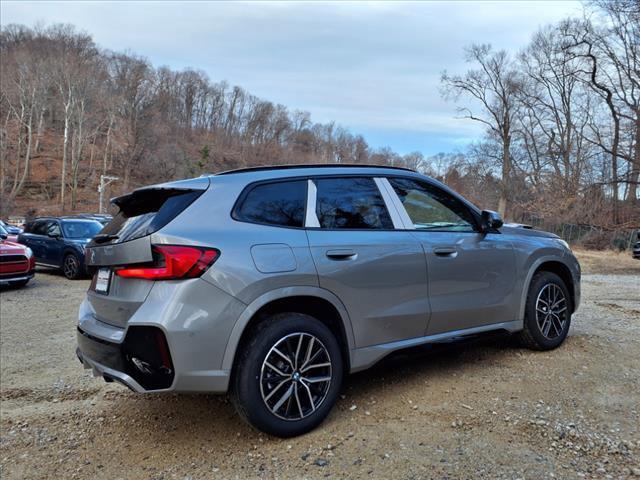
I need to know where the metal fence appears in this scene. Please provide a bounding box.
[525,219,639,251]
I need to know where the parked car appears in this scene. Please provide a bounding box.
[0,223,35,288]
[76,165,581,437]
[0,220,22,242]
[633,231,640,259]
[18,217,103,279]
[73,214,113,226]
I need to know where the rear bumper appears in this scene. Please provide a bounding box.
[77,278,241,393]
[76,326,176,391]
[76,344,146,392]
[76,324,231,393]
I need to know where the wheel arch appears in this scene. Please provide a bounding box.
[221,287,355,375]
[519,256,577,322]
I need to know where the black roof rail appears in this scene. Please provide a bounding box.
[214,163,417,176]
[29,215,103,221]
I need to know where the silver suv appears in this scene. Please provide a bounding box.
[77,165,580,437]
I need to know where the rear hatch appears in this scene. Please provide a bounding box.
[85,177,210,328]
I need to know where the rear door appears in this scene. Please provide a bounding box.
[21,220,47,262]
[84,180,209,328]
[306,176,428,348]
[386,177,517,335]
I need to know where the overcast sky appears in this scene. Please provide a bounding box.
[1,0,584,155]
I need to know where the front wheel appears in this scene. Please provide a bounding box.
[232,313,343,437]
[62,253,82,280]
[518,271,572,350]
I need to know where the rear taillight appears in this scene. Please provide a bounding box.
[115,245,219,280]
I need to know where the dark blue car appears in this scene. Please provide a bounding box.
[18,217,103,279]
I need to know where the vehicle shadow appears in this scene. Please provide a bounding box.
[98,332,519,446]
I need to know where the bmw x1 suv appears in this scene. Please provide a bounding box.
[76,165,580,437]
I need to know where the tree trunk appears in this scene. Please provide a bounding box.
[625,111,639,204]
[14,115,33,199]
[61,104,70,210]
[102,116,112,176]
[610,115,620,225]
[498,132,511,218]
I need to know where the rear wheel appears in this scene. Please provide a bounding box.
[518,271,572,350]
[62,253,82,280]
[232,313,343,437]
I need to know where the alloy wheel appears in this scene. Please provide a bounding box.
[63,256,79,279]
[535,283,568,339]
[260,332,332,421]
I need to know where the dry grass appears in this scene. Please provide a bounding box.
[573,248,640,275]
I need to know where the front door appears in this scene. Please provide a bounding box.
[306,176,429,348]
[387,177,517,335]
[43,220,64,267]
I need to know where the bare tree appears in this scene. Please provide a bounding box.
[589,0,640,203]
[441,45,521,216]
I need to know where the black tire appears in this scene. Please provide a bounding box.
[231,312,344,437]
[518,271,572,350]
[62,253,82,280]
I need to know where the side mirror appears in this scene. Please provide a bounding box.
[480,210,503,232]
[0,233,7,240]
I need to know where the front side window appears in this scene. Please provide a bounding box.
[235,180,306,227]
[46,221,62,237]
[389,177,477,232]
[315,177,393,230]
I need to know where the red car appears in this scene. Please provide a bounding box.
[0,223,35,287]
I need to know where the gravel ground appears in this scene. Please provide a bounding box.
[1,254,639,480]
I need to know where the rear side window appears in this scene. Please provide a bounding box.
[235,181,306,227]
[315,177,393,229]
[97,189,202,244]
[28,221,47,235]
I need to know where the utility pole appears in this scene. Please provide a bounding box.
[98,175,119,214]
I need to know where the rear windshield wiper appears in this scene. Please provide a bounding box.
[92,233,119,244]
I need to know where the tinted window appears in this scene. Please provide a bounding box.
[29,221,48,235]
[236,181,306,227]
[389,178,477,231]
[62,220,102,239]
[97,189,202,244]
[315,177,393,229]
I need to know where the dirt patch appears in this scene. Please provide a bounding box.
[1,265,639,479]
[574,248,640,275]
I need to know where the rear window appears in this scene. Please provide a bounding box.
[97,189,202,244]
[234,180,306,227]
[62,220,102,239]
[315,177,393,229]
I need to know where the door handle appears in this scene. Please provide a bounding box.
[326,249,357,260]
[433,246,457,257]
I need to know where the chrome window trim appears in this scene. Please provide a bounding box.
[376,177,414,230]
[305,179,320,228]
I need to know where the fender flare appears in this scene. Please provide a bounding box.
[518,254,575,323]
[220,286,355,371]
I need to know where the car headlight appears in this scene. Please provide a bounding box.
[555,239,570,250]
[24,247,33,258]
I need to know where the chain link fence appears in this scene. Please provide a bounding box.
[524,218,639,251]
